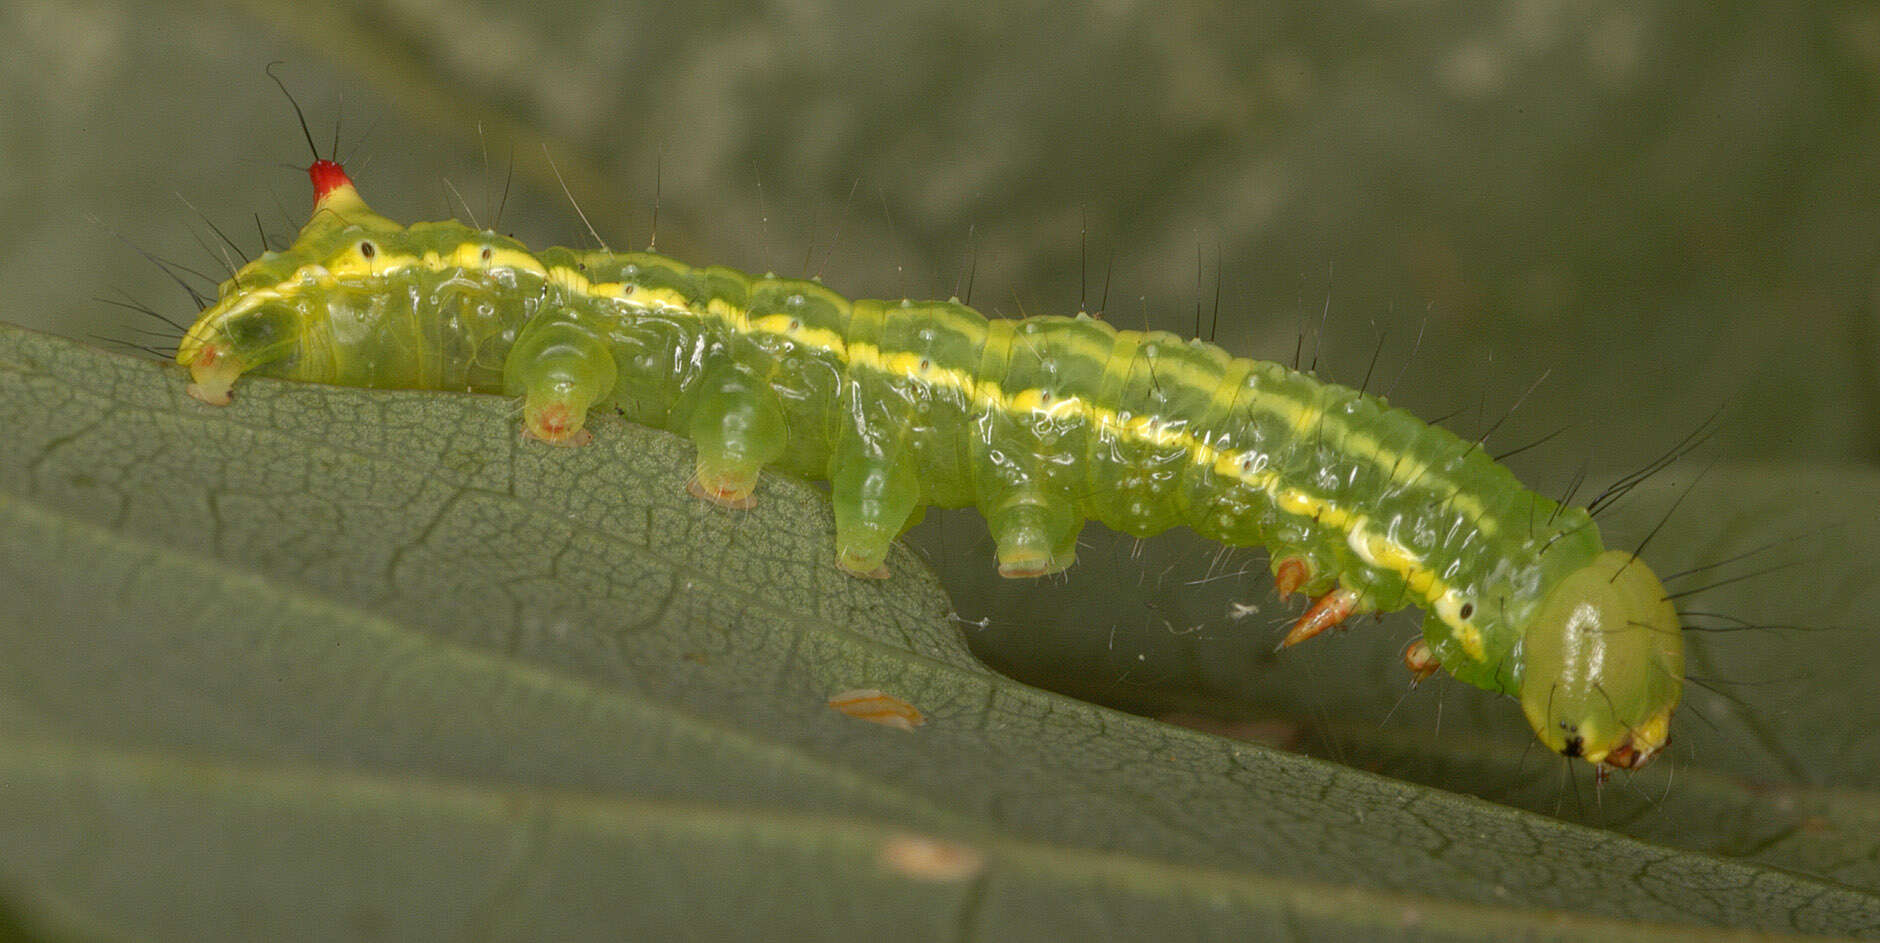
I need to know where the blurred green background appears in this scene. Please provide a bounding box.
[4,0,1879,866]
[10,0,1877,465]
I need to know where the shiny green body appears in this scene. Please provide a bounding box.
[177,168,1684,769]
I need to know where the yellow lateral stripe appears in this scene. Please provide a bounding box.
[231,249,1491,659]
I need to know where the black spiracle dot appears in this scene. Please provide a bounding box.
[359,240,376,259]
[1459,602,1474,619]
[480,247,494,263]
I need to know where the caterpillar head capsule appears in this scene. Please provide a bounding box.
[1518,550,1686,770]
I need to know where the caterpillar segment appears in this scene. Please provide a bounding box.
[174,157,1686,771]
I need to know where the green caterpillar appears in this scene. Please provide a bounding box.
[175,154,1685,771]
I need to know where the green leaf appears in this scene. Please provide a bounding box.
[4,323,1879,940]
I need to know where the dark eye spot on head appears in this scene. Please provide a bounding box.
[1559,725,1584,757]
[1460,602,1474,619]
[359,240,376,259]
